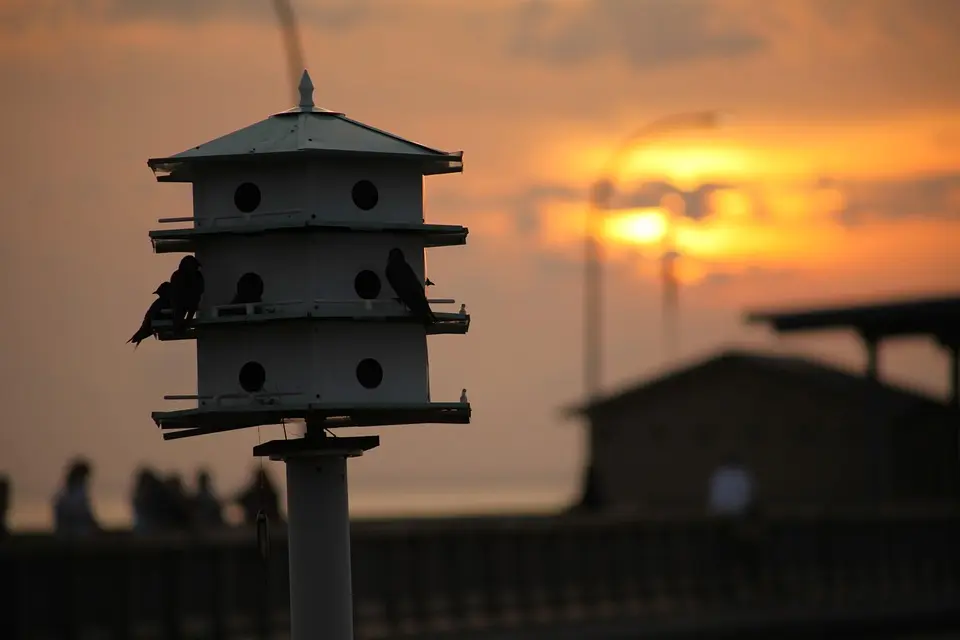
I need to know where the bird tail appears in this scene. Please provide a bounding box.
[128,326,151,348]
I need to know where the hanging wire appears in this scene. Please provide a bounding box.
[255,426,270,563]
[256,509,271,563]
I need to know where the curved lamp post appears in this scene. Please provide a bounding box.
[583,110,723,401]
[576,110,723,511]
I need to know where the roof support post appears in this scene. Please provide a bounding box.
[939,335,960,409]
[860,331,881,381]
[952,346,959,409]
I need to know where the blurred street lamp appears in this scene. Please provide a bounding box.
[583,110,724,401]
[575,110,724,512]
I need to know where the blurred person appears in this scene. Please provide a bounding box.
[161,473,192,530]
[132,466,166,534]
[53,458,101,537]
[191,468,225,530]
[708,454,755,516]
[708,453,764,598]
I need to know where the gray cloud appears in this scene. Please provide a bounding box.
[428,183,585,239]
[509,0,767,71]
[691,264,797,288]
[1,0,374,29]
[617,180,735,220]
[512,184,585,235]
[630,172,960,227]
[826,173,960,226]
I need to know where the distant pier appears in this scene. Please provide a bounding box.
[3,509,960,639]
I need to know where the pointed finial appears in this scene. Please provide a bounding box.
[298,69,314,109]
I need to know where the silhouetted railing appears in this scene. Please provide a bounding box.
[3,508,960,639]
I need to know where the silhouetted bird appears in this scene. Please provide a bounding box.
[231,272,264,305]
[128,282,172,348]
[385,248,435,323]
[170,255,204,330]
[425,278,435,287]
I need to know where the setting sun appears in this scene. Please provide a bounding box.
[603,209,669,245]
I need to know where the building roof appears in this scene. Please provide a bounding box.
[147,70,464,182]
[745,293,960,341]
[566,349,951,419]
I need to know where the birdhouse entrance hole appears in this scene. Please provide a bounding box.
[236,272,264,303]
[356,358,383,389]
[239,361,267,393]
[234,182,262,213]
[354,270,382,299]
[351,180,379,211]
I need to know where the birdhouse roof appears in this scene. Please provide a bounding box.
[148,70,463,182]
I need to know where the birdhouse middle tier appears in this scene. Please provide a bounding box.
[148,233,470,336]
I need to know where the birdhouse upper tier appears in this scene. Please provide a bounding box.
[148,71,462,230]
[147,71,471,441]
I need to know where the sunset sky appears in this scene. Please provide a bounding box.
[1,0,958,528]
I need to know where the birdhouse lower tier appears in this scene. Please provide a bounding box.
[154,399,470,439]
[191,322,433,406]
[153,319,469,438]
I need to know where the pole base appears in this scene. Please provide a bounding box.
[253,432,377,640]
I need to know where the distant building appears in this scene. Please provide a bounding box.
[568,350,960,514]
[746,293,960,409]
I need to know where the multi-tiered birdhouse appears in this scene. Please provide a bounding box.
[144,71,471,440]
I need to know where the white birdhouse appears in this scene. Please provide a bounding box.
[146,71,471,440]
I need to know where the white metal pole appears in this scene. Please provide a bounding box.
[285,454,353,640]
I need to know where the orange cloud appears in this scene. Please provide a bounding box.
[531,167,960,288]
[540,113,960,187]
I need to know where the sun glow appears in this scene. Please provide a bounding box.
[616,145,757,187]
[530,112,960,293]
[602,209,669,245]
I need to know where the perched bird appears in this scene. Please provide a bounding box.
[460,389,468,403]
[128,282,173,349]
[385,248,435,324]
[231,273,264,306]
[425,278,435,287]
[170,255,204,330]
[458,303,467,316]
